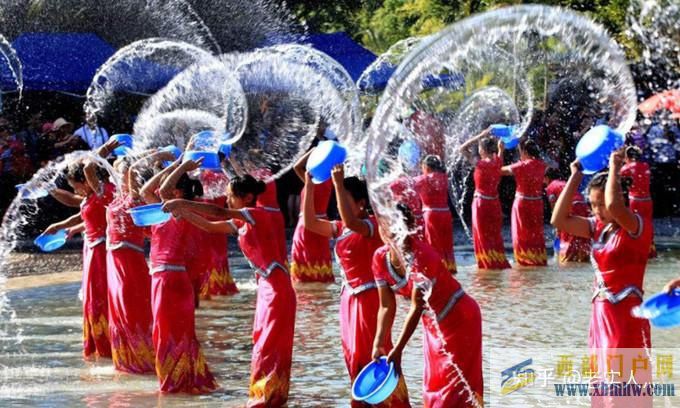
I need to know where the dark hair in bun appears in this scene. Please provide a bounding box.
[229,174,266,205]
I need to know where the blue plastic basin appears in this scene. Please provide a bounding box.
[183,150,221,170]
[306,141,347,184]
[635,289,680,328]
[190,130,217,150]
[218,142,232,158]
[490,124,519,149]
[575,125,624,175]
[111,134,134,156]
[351,357,399,404]
[128,203,171,226]
[161,144,182,167]
[34,229,67,252]
[398,140,421,170]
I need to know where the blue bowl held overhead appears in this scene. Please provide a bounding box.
[306,140,348,184]
[128,203,171,227]
[161,144,182,167]
[634,289,680,328]
[218,142,232,159]
[490,124,519,149]
[111,134,134,156]
[34,229,67,252]
[189,130,217,151]
[398,140,421,170]
[183,150,222,171]
[352,357,400,404]
[575,125,624,175]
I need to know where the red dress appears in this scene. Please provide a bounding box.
[106,193,154,373]
[149,217,218,393]
[372,240,483,408]
[621,161,656,258]
[509,159,547,266]
[331,217,411,407]
[546,180,591,263]
[253,168,286,261]
[390,176,425,240]
[588,214,652,408]
[414,172,456,273]
[472,157,510,269]
[230,208,296,407]
[80,182,114,358]
[198,172,238,297]
[291,179,334,282]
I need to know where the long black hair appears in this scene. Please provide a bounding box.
[229,174,266,205]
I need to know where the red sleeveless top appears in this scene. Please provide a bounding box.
[332,216,383,291]
[473,156,502,197]
[150,217,189,268]
[300,179,332,215]
[81,182,115,244]
[372,240,462,318]
[589,213,652,299]
[414,172,449,209]
[106,192,146,247]
[509,159,546,197]
[232,207,288,278]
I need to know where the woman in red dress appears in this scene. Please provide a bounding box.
[552,153,653,408]
[104,151,171,373]
[252,167,287,264]
[372,205,483,407]
[165,174,296,407]
[621,146,656,258]
[139,159,217,394]
[501,139,547,266]
[301,165,410,407]
[390,176,425,240]
[544,169,591,263]
[290,149,334,282]
[44,152,116,359]
[198,170,238,297]
[460,129,511,270]
[414,155,456,273]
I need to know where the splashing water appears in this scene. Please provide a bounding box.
[626,0,680,94]
[366,4,637,404]
[221,46,361,179]
[83,38,216,122]
[0,33,23,100]
[133,57,248,151]
[0,151,119,350]
[446,83,530,238]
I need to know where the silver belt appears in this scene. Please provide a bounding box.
[516,193,543,201]
[107,239,145,253]
[426,288,465,322]
[630,196,652,202]
[262,206,281,212]
[249,260,289,279]
[474,192,498,200]
[150,264,186,274]
[86,236,106,249]
[342,280,377,296]
[422,207,449,212]
[591,285,643,304]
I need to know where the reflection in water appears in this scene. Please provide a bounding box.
[0,249,678,406]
